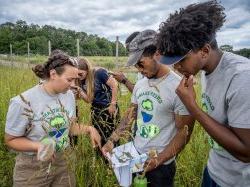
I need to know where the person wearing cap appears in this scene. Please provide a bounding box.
[156,1,250,187]
[102,29,194,187]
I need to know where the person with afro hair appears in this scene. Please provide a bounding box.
[156,1,250,187]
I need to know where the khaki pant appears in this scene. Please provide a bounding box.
[13,152,76,187]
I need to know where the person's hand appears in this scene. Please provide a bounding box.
[37,139,55,162]
[70,85,81,96]
[175,75,197,110]
[111,72,127,83]
[87,126,101,149]
[108,103,117,117]
[143,157,160,172]
[101,140,114,157]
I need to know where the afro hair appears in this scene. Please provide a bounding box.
[156,0,226,56]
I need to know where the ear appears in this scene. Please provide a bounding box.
[200,44,211,59]
[49,69,57,80]
[153,50,161,61]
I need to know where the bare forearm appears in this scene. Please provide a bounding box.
[158,126,191,164]
[70,124,90,136]
[110,85,118,104]
[5,135,39,152]
[109,106,136,142]
[190,103,250,162]
[123,79,134,93]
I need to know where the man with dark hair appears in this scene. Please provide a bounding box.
[102,30,194,187]
[156,1,250,186]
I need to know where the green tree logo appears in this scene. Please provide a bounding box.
[142,99,153,111]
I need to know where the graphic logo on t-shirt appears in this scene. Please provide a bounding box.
[139,124,160,138]
[141,99,153,123]
[137,98,160,138]
[201,93,215,113]
[42,107,70,152]
[48,115,69,151]
[201,93,223,151]
[142,99,153,111]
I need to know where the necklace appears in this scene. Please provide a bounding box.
[148,70,171,93]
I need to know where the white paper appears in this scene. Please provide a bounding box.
[107,142,148,187]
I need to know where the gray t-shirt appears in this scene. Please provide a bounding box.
[5,85,75,154]
[131,71,189,164]
[201,52,250,187]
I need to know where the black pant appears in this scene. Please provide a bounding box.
[145,161,176,187]
[202,166,221,187]
[91,104,120,146]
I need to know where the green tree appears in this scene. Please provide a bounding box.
[220,44,233,52]
[234,48,250,58]
[0,20,126,56]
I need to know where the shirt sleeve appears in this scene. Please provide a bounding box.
[68,90,76,118]
[131,82,139,105]
[5,98,29,137]
[226,71,250,128]
[96,68,109,84]
[173,95,190,115]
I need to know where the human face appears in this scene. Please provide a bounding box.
[78,69,87,80]
[134,56,159,79]
[51,65,79,93]
[173,50,206,77]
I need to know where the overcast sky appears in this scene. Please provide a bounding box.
[1,0,250,50]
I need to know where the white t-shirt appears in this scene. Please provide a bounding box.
[5,85,75,154]
[201,52,250,187]
[131,71,189,164]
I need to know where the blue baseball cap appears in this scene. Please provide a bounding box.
[159,49,192,65]
[159,55,184,65]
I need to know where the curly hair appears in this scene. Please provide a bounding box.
[156,0,226,56]
[32,52,75,79]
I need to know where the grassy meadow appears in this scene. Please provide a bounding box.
[0,56,209,187]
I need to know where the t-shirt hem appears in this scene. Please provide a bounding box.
[5,128,25,137]
[207,165,231,187]
[229,122,250,129]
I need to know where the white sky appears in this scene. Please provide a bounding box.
[1,0,250,50]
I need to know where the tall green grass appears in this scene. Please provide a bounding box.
[0,63,209,187]
[0,66,37,187]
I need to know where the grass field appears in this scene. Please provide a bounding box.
[0,56,209,187]
[0,55,129,70]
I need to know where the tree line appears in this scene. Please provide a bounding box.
[0,20,127,56]
[219,45,250,58]
[1,20,250,58]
